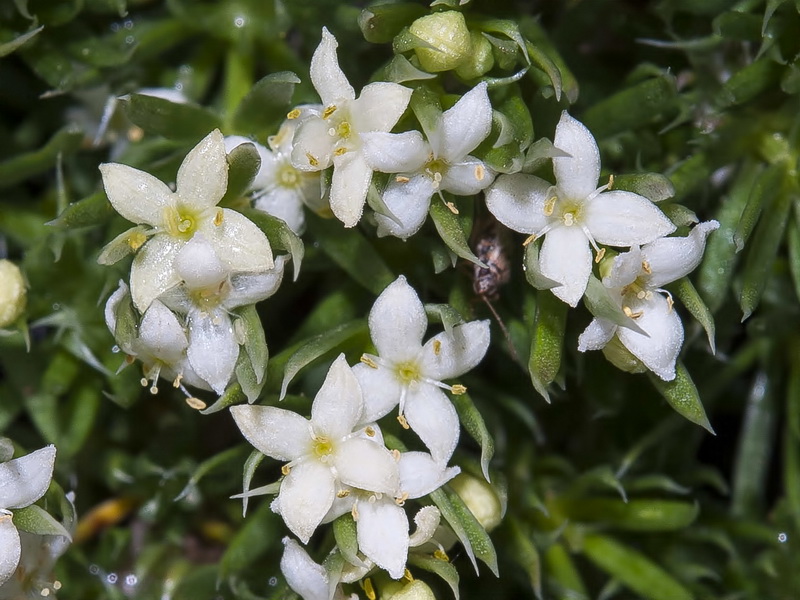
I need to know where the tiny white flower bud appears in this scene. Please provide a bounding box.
[381,579,437,600]
[448,473,502,532]
[0,260,26,328]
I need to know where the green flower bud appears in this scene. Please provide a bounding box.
[602,336,648,374]
[382,579,436,600]
[455,31,495,79]
[0,260,26,328]
[448,473,502,532]
[409,11,472,73]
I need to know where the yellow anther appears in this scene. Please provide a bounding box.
[666,294,674,311]
[522,234,536,246]
[397,414,410,429]
[595,247,606,264]
[287,108,301,120]
[365,426,376,437]
[391,449,401,462]
[322,105,337,119]
[185,397,207,410]
[396,175,410,183]
[351,502,360,521]
[334,146,348,156]
[172,374,183,388]
[149,385,158,395]
[434,548,450,562]
[214,208,224,226]
[140,377,148,387]
[543,196,557,216]
[337,489,351,498]
[127,126,144,142]
[445,201,459,215]
[361,578,375,600]
[306,152,319,168]
[451,384,467,395]
[404,568,414,582]
[623,306,643,320]
[127,231,147,251]
[41,589,50,597]
[281,464,291,476]
[395,491,409,506]
[642,260,652,274]
[607,173,615,189]
[637,291,646,300]
[53,582,62,591]
[360,355,379,369]
[433,340,442,355]
[475,164,485,181]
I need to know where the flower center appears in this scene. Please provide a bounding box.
[312,436,334,459]
[163,204,202,239]
[277,163,300,188]
[188,280,229,309]
[395,360,421,386]
[424,158,447,189]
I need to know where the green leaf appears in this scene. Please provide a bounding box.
[240,208,304,281]
[200,382,247,415]
[523,137,570,173]
[174,446,245,502]
[235,344,264,404]
[379,54,437,83]
[671,277,716,354]
[424,303,465,337]
[0,127,83,190]
[120,94,222,142]
[581,534,693,600]
[506,518,543,599]
[0,25,43,57]
[649,362,713,433]
[519,17,579,103]
[231,71,301,134]
[47,192,114,230]
[219,502,281,580]
[733,163,776,253]
[430,199,485,268]
[452,393,494,482]
[306,214,394,294]
[220,143,261,206]
[237,305,269,387]
[13,505,71,540]
[609,173,675,203]
[560,498,699,531]
[715,57,782,108]
[527,291,567,401]
[332,514,361,567]
[408,554,460,600]
[279,319,368,399]
[544,543,589,600]
[523,240,559,290]
[525,41,562,102]
[239,450,267,517]
[430,486,499,576]
[410,85,443,141]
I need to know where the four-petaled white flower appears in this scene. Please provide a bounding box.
[291,28,413,228]
[225,108,326,235]
[578,220,720,380]
[280,537,356,600]
[323,450,456,579]
[486,111,676,307]
[231,355,400,543]
[361,82,496,239]
[99,129,273,312]
[353,276,490,464]
[158,235,287,395]
[0,445,56,587]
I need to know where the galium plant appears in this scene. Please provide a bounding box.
[2,0,800,598]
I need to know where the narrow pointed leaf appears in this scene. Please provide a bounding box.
[583,276,646,335]
[649,362,713,433]
[609,173,675,203]
[560,498,699,531]
[120,94,222,142]
[240,208,304,281]
[220,143,261,206]
[671,277,715,354]
[240,450,266,518]
[0,25,43,57]
[507,518,543,599]
[430,199,486,268]
[408,554,460,600]
[544,543,589,600]
[13,505,71,540]
[452,393,494,482]
[231,71,300,134]
[528,291,567,401]
[0,127,83,190]
[332,514,361,567]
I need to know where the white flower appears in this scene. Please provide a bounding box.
[0,446,56,587]
[280,537,356,600]
[99,129,273,312]
[225,110,325,235]
[158,235,286,395]
[361,83,496,239]
[231,355,400,543]
[578,220,720,380]
[485,111,676,307]
[353,276,490,464]
[291,28,413,227]
[323,451,456,579]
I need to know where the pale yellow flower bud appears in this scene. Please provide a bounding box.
[602,336,648,374]
[455,31,495,79]
[409,11,472,73]
[0,260,26,328]
[382,579,436,600]
[448,473,502,532]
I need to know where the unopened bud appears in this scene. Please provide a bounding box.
[409,11,472,73]
[448,473,502,532]
[455,31,495,79]
[381,579,436,600]
[602,336,647,374]
[0,260,26,328]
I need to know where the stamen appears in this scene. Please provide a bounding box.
[361,578,375,600]
[563,212,575,226]
[333,146,347,156]
[305,152,319,168]
[404,568,414,582]
[395,491,409,506]
[450,384,467,395]
[395,175,410,183]
[140,377,148,387]
[322,105,337,119]
[281,464,291,476]
[364,426,376,437]
[360,355,379,369]
[391,449,401,462]
[397,414,410,429]
[522,234,537,246]
[445,201,459,214]
[185,397,206,410]
[337,489,350,498]
[607,173,615,189]
[475,164,485,181]
[286,108,301,120]
[543,196,557,216]
[214,208,224,226]
[150,384,158,395]
[595,247,606,263]
[641,260,652,274]
[637,291,646,300]
[434,548,450,562]
[623,306,643,319]
[351,502,360,521]
[433,340,442,355]
[172,374,183,388]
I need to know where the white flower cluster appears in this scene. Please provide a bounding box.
[486,112,718,381]
[231,276,490,594]
[100,130,283,398]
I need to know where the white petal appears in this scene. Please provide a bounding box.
[176,129,228,210]
[334,438,400,495]
[617,294,684,381]
[198,209,273,272]
[539,226,592,307]
[321,488,355,524]
[369,276,427,363]
[99,163,173,227]
[174,234,227,289]
[0,515,20,586]
[291,117,335,172]
[403,386,459,464]
[138,300,188,364]
[226,255,287,308]
[577,318,617,352]
[642,220,720,288]
[353,363,403,424]
[254,188,306,235]
[602,245,642,289]
[311,27,355,106]
[280,537,330,600]
[329,151,372,228]
[351,82,412,133]
[552,111,601,201]
[279,460,336,544]
[311,355,363,440]
[104,280,129,336]
[420,320,490,381]
[230,405,311,461]
[398,452,460,499]
[440,82,492,163]
[130,234,183,312]
[375,175,435,240]
[360,131,428,173]
[408,505,442,547]
[584,191,676,247]
[186,308,238,394]
[439,157,495,196]
[485,173,551,235]
[357,499,409,580]
[0,446,56,509]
